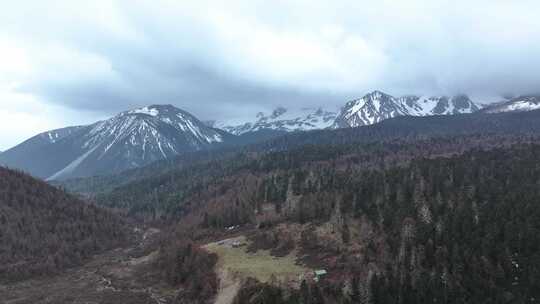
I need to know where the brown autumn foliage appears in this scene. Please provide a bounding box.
[0,166,129,282]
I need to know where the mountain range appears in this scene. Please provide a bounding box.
[480,95,540,113]
[219,92,540,131]
[53,108,540,303]
[4,91,540,303]
[0,105,229,180]
[2,91,540,180]
[332,91,480,128]
[213,106,339,135]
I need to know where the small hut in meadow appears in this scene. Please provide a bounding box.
[314,269,327,282]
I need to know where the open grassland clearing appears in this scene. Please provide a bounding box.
[204,235,310,284]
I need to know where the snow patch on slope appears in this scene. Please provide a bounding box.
[46,146,99,181]
[129,106,160,117]
[482,96,540,113]
[506,101,540,111]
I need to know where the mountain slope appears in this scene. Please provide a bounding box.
[216,107,338,135]
[0,166,128,282]
[480,95,540,113]
[0,105,230,180]
[89,126,540,302]
[333,90,480,128]
[59,109,540,217]
[0,126,90,180]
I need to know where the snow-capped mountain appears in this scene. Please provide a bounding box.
[216,107,338,135]
[333,91,481,128]
[214,92,482,133]
[0,105,230,180]
[480,95,540,114]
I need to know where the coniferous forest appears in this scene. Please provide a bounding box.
[3,112,540,303]
[52,127,540,303]
[0,167,129,282]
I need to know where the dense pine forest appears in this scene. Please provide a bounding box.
[5,111,540,303]
[157,143,540,304]
[0,167,130,282]
[230,145,540,303]
[86,133,536,221]
[57,134,540,303]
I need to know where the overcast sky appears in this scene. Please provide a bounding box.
[1,0,539,150]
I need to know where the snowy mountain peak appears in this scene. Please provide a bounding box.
[43,104,229,180]
[0,104,230,180]
[481,95,540,113]
[217,106,338,135]
[333,91,481,128]
[114,104,225,144]
[126,104,187,117]
[333,91,407,128]
[128,105,161,117]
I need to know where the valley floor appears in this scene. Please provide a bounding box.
[0,227,175,304]
[205,234,311,304]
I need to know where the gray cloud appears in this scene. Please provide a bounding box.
[24,61,344,119]
[1,0,540,141]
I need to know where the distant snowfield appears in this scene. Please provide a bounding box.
[216,106,339,135]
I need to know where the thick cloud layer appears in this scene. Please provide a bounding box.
[0,0,539,149]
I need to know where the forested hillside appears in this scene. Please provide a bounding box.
[228,145,540,303]
[255,109,540,152]
[51,110,540,303]
[0,167,129,282]
[91,133,535,221]
[59,110,540,198]
[86,140,540,303]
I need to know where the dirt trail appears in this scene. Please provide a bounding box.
[204,237,244,304]
[213,268,241,304]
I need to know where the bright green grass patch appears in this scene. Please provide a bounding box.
[205,236,310,283]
